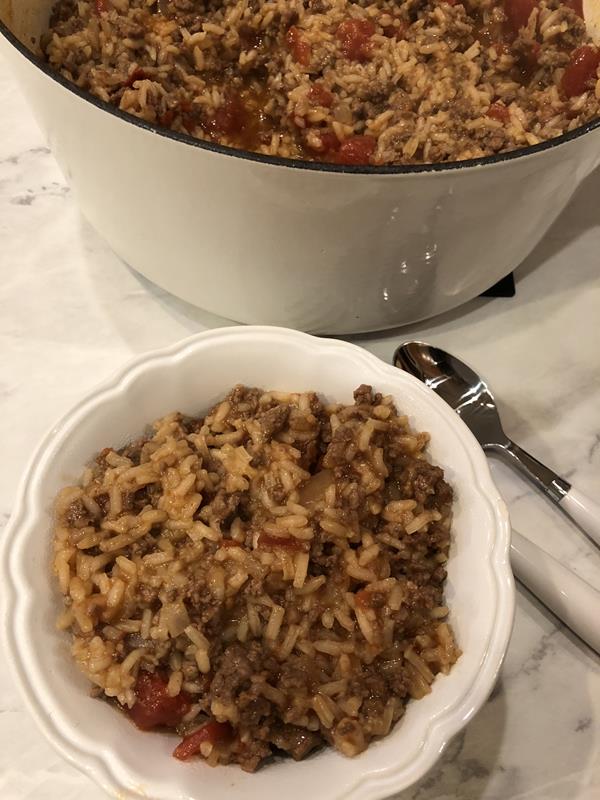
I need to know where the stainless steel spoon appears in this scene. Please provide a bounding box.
[394,341,600,653]
[394,341,600,547]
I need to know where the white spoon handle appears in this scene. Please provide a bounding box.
[560,487,600,548]
[494,441,600,548]
[510,529,600,654]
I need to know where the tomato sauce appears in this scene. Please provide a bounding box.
[198,88,274,151]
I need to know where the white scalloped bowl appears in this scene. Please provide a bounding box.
[0,327,514,800]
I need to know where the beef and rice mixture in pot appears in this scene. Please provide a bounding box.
[46,0,600,165]
[53,384,459,771]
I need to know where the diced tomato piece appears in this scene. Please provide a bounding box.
[308,84,334,108]
[503,0,537,33]
[566,0,583,16]
[173,721,233,761]
[486,102,510,122]
[128,671,192,731]
[95,0,111,13]
[336,18,376,62]
[257,533,307,551]
[333,135,377,165]
[209,92,247,137]
[286,26,312,67]
[562,46,600,97]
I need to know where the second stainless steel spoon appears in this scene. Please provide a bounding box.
[394,341,600,547]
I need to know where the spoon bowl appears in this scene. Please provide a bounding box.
[393,342,507,450]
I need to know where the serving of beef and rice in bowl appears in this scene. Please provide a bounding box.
[1,328,514,799]
[44,0,600,166]
[53,382,460,771]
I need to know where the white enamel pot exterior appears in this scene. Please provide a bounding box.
[2,2,600,333]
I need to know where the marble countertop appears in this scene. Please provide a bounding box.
[1,51,599,800]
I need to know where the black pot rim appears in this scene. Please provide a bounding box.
[3,17,600,175]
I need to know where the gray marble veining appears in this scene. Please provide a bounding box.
[0,52,599,800]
